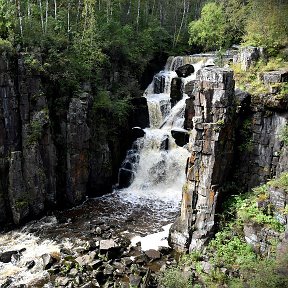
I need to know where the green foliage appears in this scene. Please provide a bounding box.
[27,119,43,145]
[0,37,12,53]
[0,0,14,40]
[159,267,192,288]
[268,172,288,192]
[279,125,288,146]
[188,2,226,51]
[243,0,288,50]
[209,230,256,269]
[93,90,131,127]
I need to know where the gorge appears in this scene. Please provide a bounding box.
[0,47,288,287]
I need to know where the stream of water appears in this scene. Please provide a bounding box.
[0,56,206,286]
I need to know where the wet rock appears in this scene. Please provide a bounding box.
[26,260,35,269]
[95,227,102,235]
[175,64,195,78]
[84,240,97,251]
[0,250,18,263]
[27,271,50,287]
[42,253,57,270]
[144,249,161,260]
[171,128,190,147]
[118,168,135,189]
[129,274,142,287]
[170,77,182,107]
[1,277,13,288]
[131,127,145,141]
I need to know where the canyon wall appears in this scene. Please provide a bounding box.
[0,52,149,228]
[170,57,288,252]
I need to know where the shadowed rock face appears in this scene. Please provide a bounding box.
[0,53,147,228]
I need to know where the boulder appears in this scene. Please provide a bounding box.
[131,127,145,141]
[100,239,118,251]
[0,250,18,263]
[129,274,142,287]
[170,77,182,107]
[144,249,161,260]
[175,64,195,78]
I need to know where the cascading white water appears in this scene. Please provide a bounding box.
[116,56,208,209]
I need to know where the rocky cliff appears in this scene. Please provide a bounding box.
[170,49,288,252]
[0,51,149,228]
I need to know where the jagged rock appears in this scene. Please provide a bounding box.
[175,64,195,78]
[121,257,133,266]
[42,253,56,269]
[89,259,103,270]
[154,74,166,94]
[144,249,161,260]
[100,239,118,251]
[103,263,114,275]
[75,251,96,267]
[66,97,90,205]
[171,128,190,147]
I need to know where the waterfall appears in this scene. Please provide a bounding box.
[116,56,206,208]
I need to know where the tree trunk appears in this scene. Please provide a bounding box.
[45,0,49,33]
[54,0,57,20]
[38,0,44,32]
[136,0,140,31]
[16,0,23,37]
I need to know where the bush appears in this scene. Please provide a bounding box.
[159,268,192,288]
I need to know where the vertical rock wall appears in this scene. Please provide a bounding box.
[170,63,288,252]
[169,67,236,251]
[0,51,149,228]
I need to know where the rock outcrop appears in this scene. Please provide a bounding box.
[170,61,288,252]
[169,67,236,251]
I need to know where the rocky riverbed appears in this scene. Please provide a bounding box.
[0,192,181,287]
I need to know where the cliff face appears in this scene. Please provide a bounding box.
[170,55,288,252]
[0,52,149,228]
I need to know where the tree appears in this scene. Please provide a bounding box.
[188,2,226,51]
[243,0,288,50]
